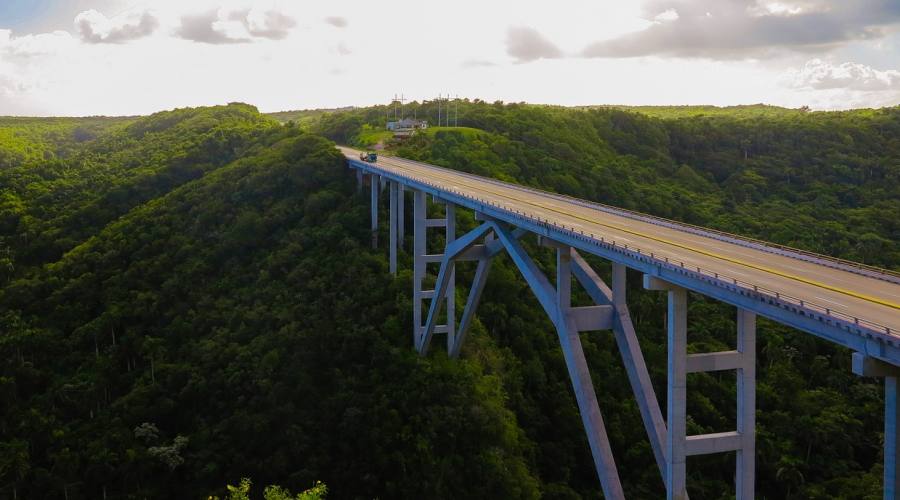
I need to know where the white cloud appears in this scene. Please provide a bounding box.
[175,6,295,44]
[787,58,900,91]
[506,26,563,63]
[583,0,900,59]
[654,9,679,22]
[461,59,498,68]
[176,10,251,44]
[0,29,75,59]
[325,16,348,28]
[780,59,900,109]
[242,9,296,40]
[75,9,159,44]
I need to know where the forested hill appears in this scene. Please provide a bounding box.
[0,102,896,499]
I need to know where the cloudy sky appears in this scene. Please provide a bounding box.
[0,0,898,116]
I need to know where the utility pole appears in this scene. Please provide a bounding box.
[454,94,458,127]
[437,93,441,128]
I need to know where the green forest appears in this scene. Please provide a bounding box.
[1,101,898,498]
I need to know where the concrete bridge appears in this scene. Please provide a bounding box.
[342,146,900,499]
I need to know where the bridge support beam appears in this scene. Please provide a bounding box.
[555,245,625,500]
[852,353,900,500]
[389,182,398,275]
[645,275,756,500]
[572,256,670,484]
[413,191,426,347]
[370,174,379,249]
[888,378,900,500]
[419,221,494,353]
[736,309,756,500]
[424,225,625,498]
[412,190,455,349]
[398,184,405,250]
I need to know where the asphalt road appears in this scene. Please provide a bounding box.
[341,147,900,334]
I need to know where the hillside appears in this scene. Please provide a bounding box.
[1,101,897,498]
[1,104,541,499]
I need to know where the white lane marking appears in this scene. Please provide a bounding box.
[814,295,848,308]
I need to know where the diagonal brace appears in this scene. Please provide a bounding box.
[449,228,527,358]
[572,252,670,487]
[492,224,559,324]
[418,222,498,353]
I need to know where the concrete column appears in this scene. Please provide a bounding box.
[612,262,626,308]
[445,203,456,352]
[389,182,398,275]
[557,245,572,314]
[356,170,363,193]
[398,185,405,249]
[413,191,426,347]
[667,286,688,500]
[370,175,379,249]
[851,353,900,499]
[887,377,900,500]
[736,309,756,499]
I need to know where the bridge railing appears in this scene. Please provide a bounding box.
[349,159,897,343]
[389,155,900,285]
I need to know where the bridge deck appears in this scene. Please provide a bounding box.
[341,147,900,339]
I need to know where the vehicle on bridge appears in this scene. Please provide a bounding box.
[359,151,377,163]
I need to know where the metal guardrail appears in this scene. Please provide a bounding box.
[388,155,900,285]
[349,158,897,341]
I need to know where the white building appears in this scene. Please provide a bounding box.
[387,118,428,131]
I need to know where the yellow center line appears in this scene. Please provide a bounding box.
[373,154,900,311]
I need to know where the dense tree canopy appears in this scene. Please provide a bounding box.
[0,101,896,498]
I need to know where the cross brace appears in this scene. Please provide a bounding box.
[420,220,625,498]
[644,275,756,500]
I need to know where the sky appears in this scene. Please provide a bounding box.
[0,0,898,116]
